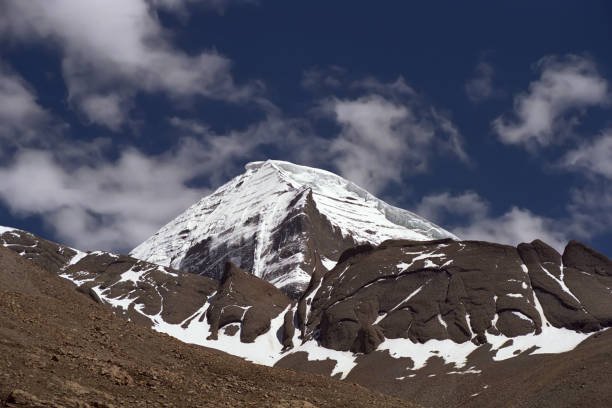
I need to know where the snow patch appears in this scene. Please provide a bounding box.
[321,257,338,270]
[67,250,88,267]
[378,338,478,371]
[59,271,95,286]
[0,226,16,235]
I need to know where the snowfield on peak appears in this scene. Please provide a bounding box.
[130,160,457,296]
[0,226,16,234]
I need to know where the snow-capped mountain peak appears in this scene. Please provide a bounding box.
[130,160,457,297]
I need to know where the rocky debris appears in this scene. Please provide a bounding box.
[206,262,291,343]
[271,401,318,408]
[0,246,420,408]
[5,389,59,408]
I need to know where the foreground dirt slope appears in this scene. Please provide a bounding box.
[0,247,419,408]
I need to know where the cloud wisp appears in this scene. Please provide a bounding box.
[0,63,62,146]
[561,129,612,180]
[320,77,469,194]
[493,55,609,149]
[465,61,496,103]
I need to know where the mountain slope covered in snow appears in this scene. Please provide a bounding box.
[130,160,457,297]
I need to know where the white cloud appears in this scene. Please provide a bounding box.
[80,93,127,131]
[0,147,208,252]
[416,191,568,251]
[567,180,612,238]
[416,191,488,224]
[430,108,469,163]
[0,63,59,145]
[326,95,415,192]
[321,80,468,194]
[561,129,612,179]
[465,62,495,102]
[493,55,609,148]
[0,0,255,130]
[558,131,612,240]
[453,207,567,252]
[415,161,612,252]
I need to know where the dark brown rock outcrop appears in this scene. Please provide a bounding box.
[305,238,612,352]
[206,262,291,343]
[0,228,76,274]
[518,240,600,331]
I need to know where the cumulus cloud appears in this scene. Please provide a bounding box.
[493,55,609,148]
[325,95,415,192]
[0,63,60,145]
[0,0,255,130]
[560,129,612,179]
[0,147,208,252]
[416,191,488,224]
[416,191,568,251]
[321,79,468,194]
[465,62,495,102]
[453,207,568,252]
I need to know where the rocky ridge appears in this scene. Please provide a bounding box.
[3,226,612,407]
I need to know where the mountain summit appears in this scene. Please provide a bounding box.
[130,160,457,297]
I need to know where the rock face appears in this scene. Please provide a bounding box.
[305,239,612,352]
[206,262,291,343]
[1,227,219,328]
[129,160,457,298]
[0,226,77,274]
[307,239,531,349]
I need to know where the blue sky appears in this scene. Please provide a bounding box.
[1,1,611,256]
